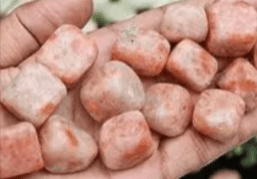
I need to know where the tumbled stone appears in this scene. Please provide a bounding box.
[0,63,67,127]
[112,28,170,76]
[0,122,44,178]
[100,111,156,170]
[206,1,257,57]
[166,39,218,92]
[193,89,245,142]
[80,61,145,123]
[161,3,208,43]
[142,83,193,137]
[39,115,98,174]
[37,24,98,87]
[217,58,257,111]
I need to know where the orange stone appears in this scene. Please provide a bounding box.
[39,115,98,174]
[217,58,257,111]
[80,61,145,123]
[166,39,218,92]
[0,63,67,128]
[206,1,257,57]
[100,111,156,170]
[112,28,170,76]
[0,122,44,178]
[142,83,193,137]
[193,89,245,142]
[37,25,98,87]
[161,3,208,43]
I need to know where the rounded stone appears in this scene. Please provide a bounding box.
[142,83,193,137]
[112,28,170,77]
[193,89,245,142]
[39,115,98,174]
[206,1,257,57]
[217,58,257,112]
[161,3,208,43]
[80,61,145,123]
[99,111,156,170]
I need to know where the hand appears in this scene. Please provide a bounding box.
[1,0,257,179]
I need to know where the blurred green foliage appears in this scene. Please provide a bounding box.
[109,0,120,2]
[227,138,257,168]
[92,12,113,28]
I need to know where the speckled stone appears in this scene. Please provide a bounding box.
[142,83,193,137]
[0,63,67,127]
[166,39,218,92]
[217,58,257,111]
[37,25,98,87]
[193,89,245,142]
[112,28,170,77]
[39,115,98,174]
[80,61,145,123]
[100,111,156,170]
[206,1,257,57]
[161,3,208,43]
[0,122,44,178]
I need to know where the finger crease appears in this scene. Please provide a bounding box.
[14,11,40,46]
[189,132,211,165]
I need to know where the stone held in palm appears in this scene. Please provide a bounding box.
[0,63,67,128]
[161,3,208,43]
[80,61,145,123]
[37,24,98,87]
[166,39,218,92]
[193,89,245,142]
[142,83,193,137]
[39,115,98,174]
[0,122,44,179]
[206,1,257,57]
[112,28,171,77]
[217,58,257,112]
[99,111,156,170]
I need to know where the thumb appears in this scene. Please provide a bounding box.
[0,0,93,69]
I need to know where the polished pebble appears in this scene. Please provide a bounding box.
[37,24,98,87]
[142,83,193,137]
[166,39,218,92]
[206,1,257,57]
[0,122,44,178]
[0,63,67,127]
[217,58,257,111]
[161,3,208,43]
[39,115,98,174]
[100,111,156,170]
[112,28,170,76]
[80,61,145,123]
[193,89,245,142]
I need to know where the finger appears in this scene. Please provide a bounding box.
[0,0,93,68]
[160,107,257,179]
